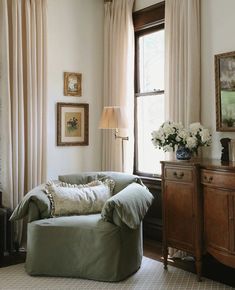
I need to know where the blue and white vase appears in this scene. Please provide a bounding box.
[176,146,191,160]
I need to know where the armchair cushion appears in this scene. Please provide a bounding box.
[101,182,153,229]
[45,179,115,217]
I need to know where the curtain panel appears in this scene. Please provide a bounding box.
[165,0,201,126]
[0,0,47,243]
[102,0,134,172]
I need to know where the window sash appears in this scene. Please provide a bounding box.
[133,2,165,177]
[135,24,164,95]
[134,93,164,177]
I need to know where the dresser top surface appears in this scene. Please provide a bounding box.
[161,158,235,172]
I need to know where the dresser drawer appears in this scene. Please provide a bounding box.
[201,169,235,190]
[164,167,193,183]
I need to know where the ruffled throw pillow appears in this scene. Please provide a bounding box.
[45,179,115,217]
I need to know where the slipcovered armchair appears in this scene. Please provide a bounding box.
[10,172,153,282]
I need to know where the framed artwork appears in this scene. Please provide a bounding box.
[57,103,89,146]
[64,72,82,96]
[215,51,235,131]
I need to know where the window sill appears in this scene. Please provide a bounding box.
[134,171,162,181]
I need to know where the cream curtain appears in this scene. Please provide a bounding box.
[0,0,47,244]
[165,0,201,125]
[102,0,134,172]
[164,0,201,258]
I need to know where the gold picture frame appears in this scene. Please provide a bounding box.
[215,51,235,131]
[64,72,82,96]
[57,103,89,146]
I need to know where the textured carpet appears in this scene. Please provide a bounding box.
[0,257,233,290]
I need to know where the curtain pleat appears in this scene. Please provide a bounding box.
[102,0,134,172]
[25,0,32,190]
[31,0,38,187]
[25,0,47,190]
[0,0,47,245]
[165,0,201,126]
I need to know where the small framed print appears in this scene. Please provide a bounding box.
[64,72,82,96]
[57,103,89,146]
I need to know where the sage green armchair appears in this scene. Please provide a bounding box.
[10,172,153,282]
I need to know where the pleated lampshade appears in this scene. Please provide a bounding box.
[99,106,128,129]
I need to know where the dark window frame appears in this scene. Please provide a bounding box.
[133,2,165,178]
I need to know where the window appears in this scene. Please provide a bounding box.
[133,3,165,177]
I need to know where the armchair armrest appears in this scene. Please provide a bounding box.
[10,184,51,222]
[101,182,153,229]
[28,201,41,222]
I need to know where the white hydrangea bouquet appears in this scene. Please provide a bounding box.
[151,121,211,156]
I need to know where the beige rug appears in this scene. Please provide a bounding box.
[0,257,232,290]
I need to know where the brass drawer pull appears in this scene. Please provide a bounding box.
[173,171,184,179]
[204,175,213,183]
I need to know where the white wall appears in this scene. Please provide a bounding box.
[47,0,104,179]
[201,0,235,159]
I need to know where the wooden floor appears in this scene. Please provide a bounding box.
[143,238,235,288]
[0,251,26,268]
[144,238,162,261]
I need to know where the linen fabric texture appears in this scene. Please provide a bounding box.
[0,0,47,246]
[26,214,142,281]
[165,0,201,126]
[10,172,148,226]
[101,182,153,229]
[10,183,51,222]
[10,172,152,281]
[44,179,115,217]
[102,0,135,172]
[58,171,142,195]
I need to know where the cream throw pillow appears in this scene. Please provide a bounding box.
[45,179,115,217]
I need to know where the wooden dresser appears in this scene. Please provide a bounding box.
[161,159,235,281]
